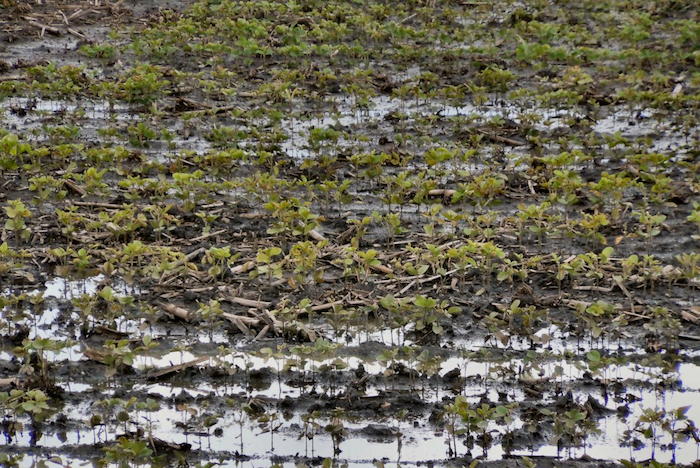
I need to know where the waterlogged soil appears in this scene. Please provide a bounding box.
[0,0,699,467]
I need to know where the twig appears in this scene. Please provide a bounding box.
[0,378,20,386]
[309,229,326,242]
[527,179,536,195]
[427,189,457,198]
[226,314,252,335]
[681,309,700,324]
[229,296,272,309]
[71,201,125,209]
[147,356,209,380]
[93,325,129,337]
[67,28,86,39]
[160,302,194,322]
[613,276,637,317]
[179,104,242,116]
[221,313,260,326]
[26,19,61,36]
[310,300,344,312]
[476,130,526,146]
[399,12,418,24]
[67,9,85,21]
[253,325,270,341]
[222,311,318,342]
[200,201,224,209]
[186,229,226,244]
[108,0,127,12]
[399,279,417,295]
[229,260,255,275]
[159,247,206,283]
[562,299,590,310]
[620,310,649,320]
[239,212,266,219]
[370,263,393,275]
[62,179,86,197]
[573,285,614,293]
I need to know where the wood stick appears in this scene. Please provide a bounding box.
[310,300,344,312]
[477,130,526,146]
[427,189,457,198]
[370,263,393,275]
[620,310,649,320]
[398,12,417,24]
[229,261,255,275]
[147,356,209,380]
[613,277,633,299]
[399,279,417,295]
[562,299,590,310]
[221,313,262,326]
[254,325,270,341]
[160,303,193,322]
[419,270,458,284]
[93,325,129,337]
[309,229,326,242]
[187,229,226,244]
[222,311,319,342]
[573,285,614,293]
[239,212,266,219]
[81,346,106,363]
[259,309,279,328]
[71,201,125,209]
[67,28,86,39]
[227,315,251,335]
[159,247,206,283]
[67,9,85,21]
[179,104,242,115]
[27,20,61,35]
[200,201,224,209]
[229,296,272,308]
[62,179,86,197]
[681,310,699,324]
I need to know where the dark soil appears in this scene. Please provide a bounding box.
[0,0,699,467]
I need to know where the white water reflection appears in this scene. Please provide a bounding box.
[44,274,139,299]
[10,382,699,465]
[280,95,695,162]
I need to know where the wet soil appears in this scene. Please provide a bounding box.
[0,0,699,467]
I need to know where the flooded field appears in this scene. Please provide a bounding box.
[0,0,699,467]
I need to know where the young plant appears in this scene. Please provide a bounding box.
[0,133,31,179]
[253,246,284,283]
[633,208,666,253]
[197,299,224,339]
[0,388,53,428]
[3,200,32,245]
[202,245,236,280]
[14,337,73,388]
[104,437,157,467]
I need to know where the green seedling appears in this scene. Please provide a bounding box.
[3,200,32,245]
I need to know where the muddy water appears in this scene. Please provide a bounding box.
[3,274,700,466]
